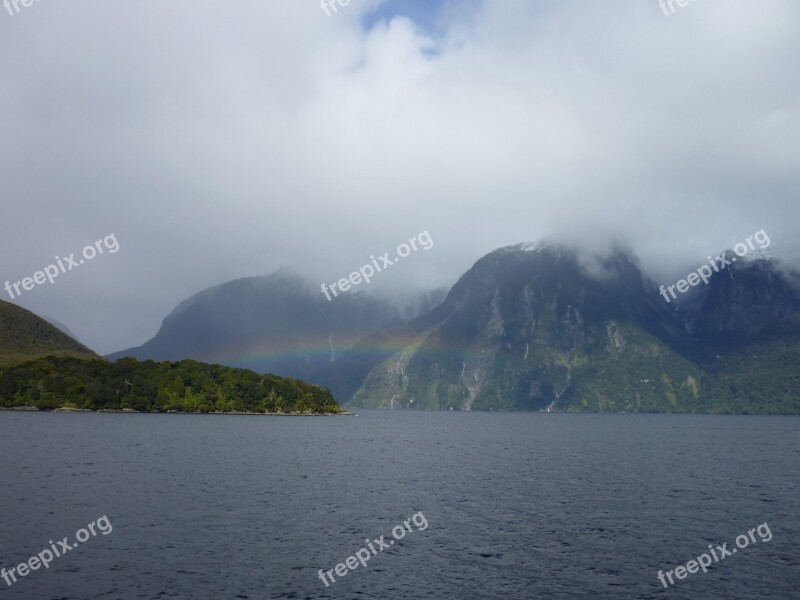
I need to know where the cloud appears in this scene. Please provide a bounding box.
[1,0,798,352]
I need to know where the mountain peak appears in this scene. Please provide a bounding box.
[517,241,551,253]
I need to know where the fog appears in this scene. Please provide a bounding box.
[1,0,798,353]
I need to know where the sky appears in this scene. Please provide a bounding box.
[1,0,799,354]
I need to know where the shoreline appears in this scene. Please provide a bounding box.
[0,406,355,416]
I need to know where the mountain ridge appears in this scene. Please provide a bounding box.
[103,241,800,414]
[350,242,800,413]
[0,300,98,366]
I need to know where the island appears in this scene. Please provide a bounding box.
[0,355,348,415]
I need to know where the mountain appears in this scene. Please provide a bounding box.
[0,300,98,366]
[349,242,800,414]
[698,312,800,413]
[676,251,800,345]
[108,271,443,398]
[351,242,701,411]
[673,254,800,413]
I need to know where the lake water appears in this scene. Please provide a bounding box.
[0,410,798,599]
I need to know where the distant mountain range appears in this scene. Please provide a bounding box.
[108,242,800,414]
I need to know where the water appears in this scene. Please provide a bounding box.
[0,410,798,599]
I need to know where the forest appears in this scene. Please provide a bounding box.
[0,356,345,414]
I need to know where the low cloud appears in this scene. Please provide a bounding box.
[1,0,798,352]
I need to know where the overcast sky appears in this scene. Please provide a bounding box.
[1,0,798,354]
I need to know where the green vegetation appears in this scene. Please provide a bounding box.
[555,321,706,413]
[695,316,800,414]
[0,300,97,366]
[0,356,345,414]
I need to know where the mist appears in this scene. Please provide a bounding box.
[1,0,798,353]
